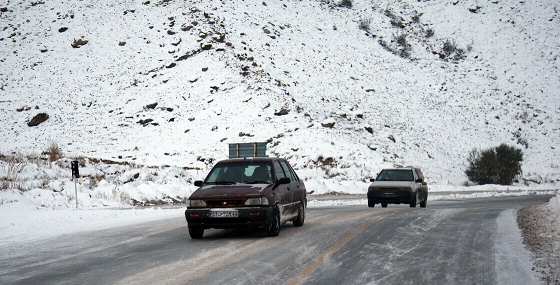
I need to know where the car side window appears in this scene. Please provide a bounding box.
[286,162,300,182]
[273,161,286,180]
[288,164,300,181]
[280,161,296,182]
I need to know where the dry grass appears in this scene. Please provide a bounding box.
[0,152,27,190]
[45,141,63,162]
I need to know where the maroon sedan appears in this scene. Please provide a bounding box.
[185,157,306,238]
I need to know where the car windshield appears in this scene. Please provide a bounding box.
[205,162,273,185]
[376,170,414,181]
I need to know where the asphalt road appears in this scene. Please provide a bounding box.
[0,195,551,285]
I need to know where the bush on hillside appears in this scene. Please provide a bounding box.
[442,39,465,61]
[465,144,523,185]
[358,17,371,32]
[378,32,411,59]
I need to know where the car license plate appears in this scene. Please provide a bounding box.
[209,211,239,218]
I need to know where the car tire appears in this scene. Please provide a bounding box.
[266,208,280,237]
[381,203,388,208]
[293,203,305,227]
[420,193,427,208]
[410,192,417,208]
[189,226,204,239]
[368,199,375,208]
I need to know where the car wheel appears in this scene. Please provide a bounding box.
[266,208,280,237]
[420,193,427,208]
[368,199,375,208]
[381,203,388,208]
[410,192,417,208]
[188,226,204,239]
[293,203,305,227]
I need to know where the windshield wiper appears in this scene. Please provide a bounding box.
[243,180,271,184]
[207,181,237,185]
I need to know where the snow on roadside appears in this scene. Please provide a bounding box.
[494,209,540,285]
[0,157,199,209]
[517,193,560,283]
[0,202,184,248]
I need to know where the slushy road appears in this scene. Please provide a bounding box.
[0,195,550,284]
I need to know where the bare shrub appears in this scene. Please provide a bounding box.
[442,39,465,61]
[87,174,105,189]
[358,17,371,32]
[45,141,63,162]
[383,8,395,18]
[390,19,405,28]
[382,8,406,29]
[0,153,27,190]
[95,184,131,204]
[411,13,422,23]
[378,33,411,59]
[396,33,408,46]
[425,29,434,38]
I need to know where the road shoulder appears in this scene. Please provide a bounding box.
[517,195,560,284]
[494,209,539,285]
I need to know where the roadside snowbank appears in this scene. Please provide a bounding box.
[494,209,540,285]
[517,193,560,283]
[0,203,183,247]
[0,157,200,209]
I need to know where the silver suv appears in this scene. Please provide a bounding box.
[367,167,428,208]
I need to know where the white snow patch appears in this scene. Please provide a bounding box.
[494,209,540,285]
[0,201,183,247]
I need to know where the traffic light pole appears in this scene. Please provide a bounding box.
[71,160,80,209]
[75,178,78,209]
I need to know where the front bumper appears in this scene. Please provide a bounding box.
[368,190,414,204]
[185,206,274,229]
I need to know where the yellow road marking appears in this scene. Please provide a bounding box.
[285,201,544,284]
[285,217,383,285]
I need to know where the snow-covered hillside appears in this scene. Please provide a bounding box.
[1,0,559,187]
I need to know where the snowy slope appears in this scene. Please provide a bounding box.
[1,0,559,188]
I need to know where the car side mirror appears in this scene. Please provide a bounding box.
[415,178,423,183]
[276,177,291,185]
[194,180,203,187]
[369,178,375,182]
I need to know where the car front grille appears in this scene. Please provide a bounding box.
[380,188,399,192]
[206,199,245,207]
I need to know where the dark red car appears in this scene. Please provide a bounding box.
[185,157,306,238]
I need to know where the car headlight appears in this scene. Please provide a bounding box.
[244,197,270,206]
[187,199,206,208]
